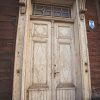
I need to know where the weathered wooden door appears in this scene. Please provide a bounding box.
[52,22,75,100]
[29,20,75,100]
[29,21,52,100]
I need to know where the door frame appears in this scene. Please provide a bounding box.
[28,20,76,100]
[12,0,91,100]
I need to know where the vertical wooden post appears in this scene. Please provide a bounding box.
[77,0,91,99]
[79,19,91,100]
[12,0,27,100]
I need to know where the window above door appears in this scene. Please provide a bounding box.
[32,4,71,18]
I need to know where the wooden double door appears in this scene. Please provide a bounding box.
[28,20,76,100]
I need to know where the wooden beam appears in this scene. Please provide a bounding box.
[31,0,74,6]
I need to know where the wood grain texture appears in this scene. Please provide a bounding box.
[28,21,75,100]
[0,0,19,100]
[32,0,74,5]
[86,0,100,93]
[29,21,52,100]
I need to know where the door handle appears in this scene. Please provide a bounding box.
[54,71,60,78]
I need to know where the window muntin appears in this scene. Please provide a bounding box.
[33,4,71,18]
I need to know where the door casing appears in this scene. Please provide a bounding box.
[12,0,91,100]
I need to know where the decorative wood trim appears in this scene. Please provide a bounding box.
[30,15,74,23]
[12,1,28,100]
[19,0,27,14]
[76,0,91,99]
[31,0,74,6]
[79,0,87,20]
[79,0,86,12]
[79,19,91,100]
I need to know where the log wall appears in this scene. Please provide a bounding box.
[86,0,100,94]
[0,0,18,100]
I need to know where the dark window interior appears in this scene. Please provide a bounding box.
[33,4,71,18]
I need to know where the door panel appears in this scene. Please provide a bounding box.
[29,21,52,100]
[53,23,75,100]
[59,43,72,83]
[33,42,47,84]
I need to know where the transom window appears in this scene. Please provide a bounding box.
[32,4,71,18]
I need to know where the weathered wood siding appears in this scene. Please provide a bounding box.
[0,0,18,100]
[86,0,100,93]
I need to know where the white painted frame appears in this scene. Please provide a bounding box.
[12,0,91,100]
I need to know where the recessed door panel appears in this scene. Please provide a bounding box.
[33,42,47,84]
[59,43,72,83]
[33,24,48,37]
